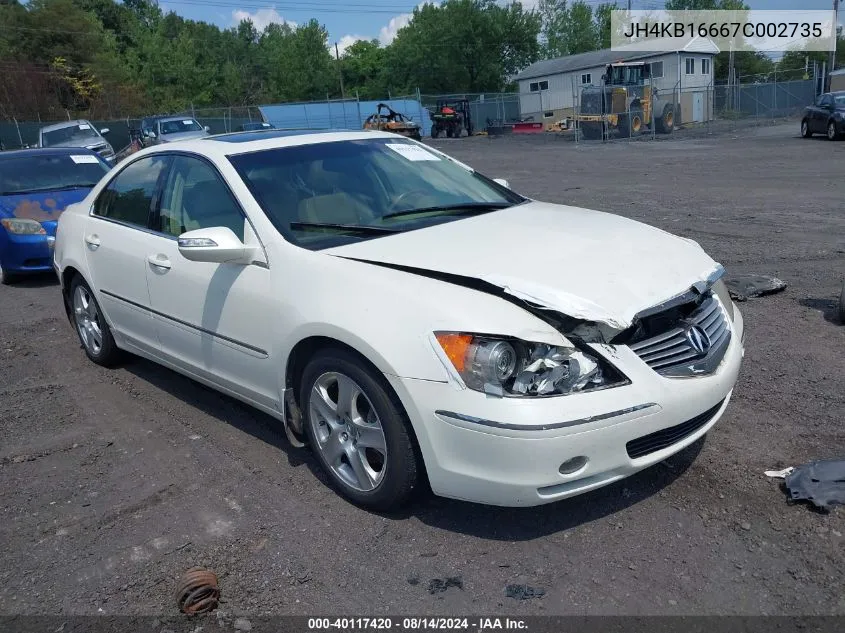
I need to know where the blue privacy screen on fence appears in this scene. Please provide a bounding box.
[258,99,432,137]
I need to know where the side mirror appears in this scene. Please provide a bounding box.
[146,130,156,138]
[99,128,110,135]
[493,178,510,189]
[178,226,256,264]
[204,126,211,133]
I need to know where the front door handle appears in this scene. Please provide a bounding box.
[85,234,101,248]
[147,254,171,270]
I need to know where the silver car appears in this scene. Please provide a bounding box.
[140,116,211,145]
[38,120,116,165]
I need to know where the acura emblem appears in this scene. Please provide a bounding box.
[684,325,711,356]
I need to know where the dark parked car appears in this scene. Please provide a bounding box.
[0,148,110,284]
[801,91,845,140]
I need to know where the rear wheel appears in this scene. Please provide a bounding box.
[300,348,421,511]
[801,119,812,138]
[69,276,122,367]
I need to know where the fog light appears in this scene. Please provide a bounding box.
[559,455,588,476]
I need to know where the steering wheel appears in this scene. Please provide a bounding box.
[386,189,431,214]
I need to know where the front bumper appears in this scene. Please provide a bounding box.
[387,305,745,507]
[0,230,55,274]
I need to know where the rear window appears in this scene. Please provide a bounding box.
[41,123,99,147]
[0,153,110,195]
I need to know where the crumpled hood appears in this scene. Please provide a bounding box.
[0,189,92,235]
[325,201,722,330]
[160,131,209,142]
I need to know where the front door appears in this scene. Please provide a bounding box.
[84,154,170,354]
[144,154,278,408]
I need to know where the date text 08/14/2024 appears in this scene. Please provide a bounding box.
[307,618,528,631]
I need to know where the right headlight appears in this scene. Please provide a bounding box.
[1,218,46,235]
[434,331,628,397]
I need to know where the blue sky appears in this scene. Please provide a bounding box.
[155,0,841,54]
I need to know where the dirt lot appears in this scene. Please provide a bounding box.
[1,122,844,618]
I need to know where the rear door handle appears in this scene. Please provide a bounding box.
[85,234,101,248]
[147,254,171,270]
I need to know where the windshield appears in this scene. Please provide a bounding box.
[228,137,524,250]
[160,119,203,135]
[41,123,100,147]
[0,153,110,195]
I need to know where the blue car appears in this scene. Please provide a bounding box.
[0,147,111,284]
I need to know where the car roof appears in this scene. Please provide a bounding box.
[0,146,101,161]
[121,129,406,161]
[39,120,93,133]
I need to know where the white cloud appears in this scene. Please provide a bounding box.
[231,8,296,31]
[336,34,368,56]
[378,12,413,45]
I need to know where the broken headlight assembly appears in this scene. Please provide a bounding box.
[434,332,628,397]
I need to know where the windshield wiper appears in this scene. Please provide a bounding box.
[381,202,512,221]
[290,222,399,235]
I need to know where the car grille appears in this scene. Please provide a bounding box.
[626,399,725,459]
[629,293,731,377]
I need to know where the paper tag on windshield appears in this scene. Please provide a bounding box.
[70,154,100,164]
[78,124,91,130]
[182,119,194,125]
[386,143,440,161]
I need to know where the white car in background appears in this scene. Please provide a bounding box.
[52,129,745,510]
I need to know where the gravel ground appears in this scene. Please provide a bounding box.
[1,121,844,618]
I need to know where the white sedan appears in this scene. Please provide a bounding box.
[53,129,745,510]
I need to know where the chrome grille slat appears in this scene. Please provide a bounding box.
[629,294,731,377]
[629,327,684,352]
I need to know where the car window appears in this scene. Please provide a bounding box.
[834,94,845,106]
[160,119,203,135]
[42,123,100,147]
[93,155,170,228]
[819,95,832,107]
[0,153,109,195]
[228,137,524,250]
[158,156,245,240]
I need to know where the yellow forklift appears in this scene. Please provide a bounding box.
[576,61,675,139]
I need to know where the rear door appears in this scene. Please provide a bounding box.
[84,154,171,354]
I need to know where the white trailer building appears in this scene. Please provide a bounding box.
[515,39,719,127]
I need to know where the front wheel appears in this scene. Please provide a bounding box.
[69,276,123,367]
[839,281,845,325]
[827,121,840,141]
[300,348,421,511]
[801,119,812,138]
[0,262,20,285]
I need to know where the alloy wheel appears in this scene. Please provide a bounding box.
[73,285,103,356]
[308,372,387,492]
[828,122,837,140]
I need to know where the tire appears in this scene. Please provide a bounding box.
[619,111,643,137]
[299,348,421,511]
[827,120,839,141]
[68,275,122,367]
[580,122,603,140]
[0,262,20,285]
[801,119,812,138]
[656,104,675,134]
[839,281,845,325]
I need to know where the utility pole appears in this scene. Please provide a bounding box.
[627,0,631,11]
[335,42,346,100]
[829,0,840,90]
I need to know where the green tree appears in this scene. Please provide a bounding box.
[340,39,388,100]
[387,0,541,94]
